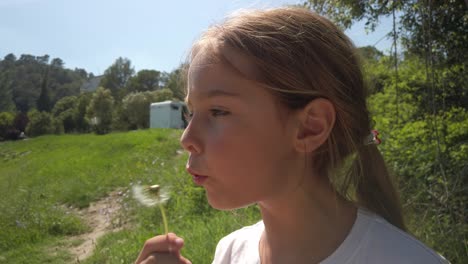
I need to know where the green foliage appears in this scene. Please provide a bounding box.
[25,110,54,137]
[86,87,114,135]
[372,109,468,263]
[75,92,92,133]
[100,57,135,99]
[161,66,186,101]
[0,65,16,112]
[0,112,15,140]
[121,92,152,130]
[304,0,468,107]
[150,88,174,102]
[366,53,467,262]
[127,69,161,93]
[37,67,52,112]
[304,0,468,65]
[0,53,185,134]
[0,53,87,112]
[52,95,78,133]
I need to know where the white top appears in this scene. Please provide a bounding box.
[212,208,449,264]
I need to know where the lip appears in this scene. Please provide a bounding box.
[186,167,208,185]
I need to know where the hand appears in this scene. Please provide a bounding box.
[135,233,192,264]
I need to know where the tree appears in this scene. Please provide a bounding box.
[0,53,87,112]
[358,46,384,62]
[86,87,114,134]
[100,57,134,98]
[51,58,64,68]
[0,72,16,112]
[126,69,161,93]
[0,54,17,112]
[149,88,174,102]
[37,67,52,112]
[3,53,16,65]
[303,0,468,66]
[36,55,50,65]
[161,66,186,101]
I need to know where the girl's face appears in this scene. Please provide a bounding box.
[181,48,304,209]
[180,48,303,210]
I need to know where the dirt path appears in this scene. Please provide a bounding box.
[67,190,126,263]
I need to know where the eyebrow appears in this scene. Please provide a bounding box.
[185,88,241,107]
[203,89,240,98]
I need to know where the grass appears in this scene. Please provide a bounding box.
[0,129,260,263]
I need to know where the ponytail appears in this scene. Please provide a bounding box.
[352,145,406,230]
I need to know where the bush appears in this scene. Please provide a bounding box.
[75,93,92,133]
[0,112,14,140]
[121,92,152,129]
[26,110,54,137]
[52,96,78,133]
[86,87,114,135]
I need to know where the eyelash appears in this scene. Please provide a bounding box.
[210,109,229,117]
[185,109,229,121]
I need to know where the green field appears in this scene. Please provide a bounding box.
[0,130,260,263]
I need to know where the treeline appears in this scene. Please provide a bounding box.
[0,55,185,140]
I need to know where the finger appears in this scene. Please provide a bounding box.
[141,253,180,264]
[166,233,185,255]
[166,233,185,254]
[135,233,185,264]
[179,255,192,264]
[139,252,191,264]
[140,254,156,264]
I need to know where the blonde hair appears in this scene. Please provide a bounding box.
[188,7,406,230]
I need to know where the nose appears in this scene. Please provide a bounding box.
[180,120,202,154]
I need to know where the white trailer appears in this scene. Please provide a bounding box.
[150,101,187,129]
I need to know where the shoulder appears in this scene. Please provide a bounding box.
[212,221,263,264]
[355,209,449,264]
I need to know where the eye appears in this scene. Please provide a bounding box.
[184,110,193,122]
[210,109,230,117]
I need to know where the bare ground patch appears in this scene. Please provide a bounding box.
[66,189,128,263]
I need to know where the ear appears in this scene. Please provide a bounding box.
[294,98,336,153]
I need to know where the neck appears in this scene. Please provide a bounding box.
[257,176,357,264]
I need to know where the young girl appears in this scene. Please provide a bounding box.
[135,7,448,264]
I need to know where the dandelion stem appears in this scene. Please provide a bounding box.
[159,204,169,234]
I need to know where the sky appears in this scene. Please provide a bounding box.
[0,0,394,75]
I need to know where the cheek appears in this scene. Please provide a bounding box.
[208,122,287,177]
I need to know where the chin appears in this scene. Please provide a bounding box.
[206,194,255,211]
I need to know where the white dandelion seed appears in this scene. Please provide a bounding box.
[132,184,170,207]
[132,184,170,234]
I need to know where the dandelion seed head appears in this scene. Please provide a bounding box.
[132,184,170,207]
